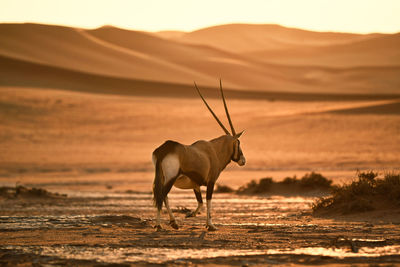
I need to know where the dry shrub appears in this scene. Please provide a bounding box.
[299,172,332,189]
[375,172,400,204]
[215,183,235,193]
[237,177,273,194]
[313,171,400,214]
[0,185,66,199]
[237,172,332,195]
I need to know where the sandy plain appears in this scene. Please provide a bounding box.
[1,86,400,266]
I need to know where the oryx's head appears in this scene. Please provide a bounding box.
[194,80,246,166]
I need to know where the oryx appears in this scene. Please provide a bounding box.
[152,80,246,231]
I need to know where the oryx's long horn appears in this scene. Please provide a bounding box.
[194,82,231,135]
[219,79,236,136]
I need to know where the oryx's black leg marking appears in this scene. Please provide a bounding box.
[194,188,203,204]
[206,182,215,200]
[206,182,217,231]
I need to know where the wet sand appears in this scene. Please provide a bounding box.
[1,186,400,266]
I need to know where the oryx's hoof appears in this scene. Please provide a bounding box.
[169,220,179,229]
[206,224,218,231]
[154,225,163,232]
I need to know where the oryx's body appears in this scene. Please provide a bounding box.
[152,81,245,231]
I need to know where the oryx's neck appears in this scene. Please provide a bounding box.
[210,135,233,172]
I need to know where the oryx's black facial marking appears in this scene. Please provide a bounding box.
[232,140,242,162]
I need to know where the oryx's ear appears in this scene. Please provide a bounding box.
[234,130,244,139]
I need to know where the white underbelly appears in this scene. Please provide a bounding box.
[174,175,196,189]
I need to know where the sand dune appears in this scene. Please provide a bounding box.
[172,24,378,53]
[245,33,400,67]
[154,30,186,39]
[2,54,399,101]
[0,23,399,94]
[82,26,322,91]
[0,23,214,85]
[0,23,297,90]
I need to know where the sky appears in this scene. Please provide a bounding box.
[1,0,400,34]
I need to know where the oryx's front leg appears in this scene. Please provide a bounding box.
[206,182,217,231]
[186,187,203,218]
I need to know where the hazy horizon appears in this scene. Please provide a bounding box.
[3,21,400,35]
[1,0,400,34]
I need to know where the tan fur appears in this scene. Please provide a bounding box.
[152,81,245,231]
[176,135,236,185]
[174,175,196,189]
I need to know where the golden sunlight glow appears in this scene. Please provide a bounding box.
[1,0,399,33]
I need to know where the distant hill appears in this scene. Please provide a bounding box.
[0,23,399,94]
[172,24,378,53]
[155,30,186,39]
[0,23,215,85]
[243,32,400,67]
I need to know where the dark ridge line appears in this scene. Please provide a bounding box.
[1,54,399,102]
[326,101,400,115]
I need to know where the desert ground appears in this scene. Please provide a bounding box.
[1,23,400,265]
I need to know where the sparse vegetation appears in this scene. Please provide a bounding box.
[298,172,333,189]
[313,171,400,214]
[0,185,66,199]
[215,183,235,193]
[237,172,332,195]
[237,177,273,194]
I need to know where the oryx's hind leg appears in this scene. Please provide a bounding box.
[164,196,179,229]
[186,187,203,218]
[152,155,164,231]
[153,152,180,231]
[160,154,180,229]
[155,209,162,231]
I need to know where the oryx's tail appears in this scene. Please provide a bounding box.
[152,140,181,211]
[153,159,164,211]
